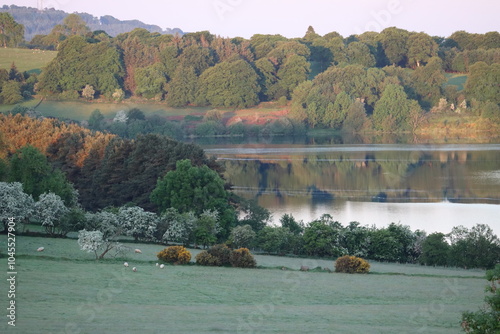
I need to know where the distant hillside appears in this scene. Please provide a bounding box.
[0,5,183,41]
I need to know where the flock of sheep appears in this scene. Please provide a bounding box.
[36,246,164,272]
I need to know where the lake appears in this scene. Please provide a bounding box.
[202,140,500,235]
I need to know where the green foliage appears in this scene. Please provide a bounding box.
[448,224,500,269]
[197,59,260,108]
[134,63,167,99]
[194,121,225,137]
[461,264,500,333]
[373,84,414,131]
[151,159,227,214]
[335,255,370,274]
[419,232,450,266]
[166,65,197,107]
[0,12,24,47]
[380,27,409,67]
[38,36,124,97]
[303,215,346,257]
[368,223,418,263]
[466,62,500,104]
[229,248,256,268]
[194,209,220,248]
[407,32,438,68]
[157,245,191,265]
[258,226,299,255]
[88,109,104,130]
[0,79,23,104]
[237,198,271,232]
[79,134,210,211]
[8,145,77,205]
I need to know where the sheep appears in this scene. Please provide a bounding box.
[156,263,159,267]
[124,262,129,267]
[37,247,44,252]
[132,267,137,272]
[134,249,142,254]
[300,265,309,271]
[159,264,165,269]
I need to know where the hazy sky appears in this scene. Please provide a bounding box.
[2,0,499,38]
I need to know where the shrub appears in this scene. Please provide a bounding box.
[229,248,256,268]
[196,244,232,266]
[195,251,219,266]
[335,255,370,274]
[208,244,232,265]
[157,245,191,265]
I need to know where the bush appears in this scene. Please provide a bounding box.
[196,244,232,266]
[229,248,256,268]
[335,255,370,274]
[157,245,191,265]
[195,251,219,266]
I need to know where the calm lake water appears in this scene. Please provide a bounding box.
[202,140,500,235]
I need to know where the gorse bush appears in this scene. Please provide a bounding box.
[195,251,219,266]
[335,255,370,274]
[230,248,256,268]
[208,244,232,265]
[195,244,234,266]
[157,245,191,265]
[196,245,256,268]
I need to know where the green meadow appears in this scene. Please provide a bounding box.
[0,235,485,333]
[0,48,57,74]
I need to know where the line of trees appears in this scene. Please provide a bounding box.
[1,13,499,132]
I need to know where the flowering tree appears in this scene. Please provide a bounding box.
[78,211,125,259]
[229,224,256,248]
[35,192,69,236]
[0,182,35,232]
[162,208,196,245]
[118,206,158,241]
[77,230,125,260]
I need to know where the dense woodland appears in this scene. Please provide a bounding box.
[0,10,499,134]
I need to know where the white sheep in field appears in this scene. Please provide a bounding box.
[156,263,159,267]
[134,249,142,254]
[124,262,129,267]
[37,247,44,252]
[132,267,137,272]
[159,264,165,269]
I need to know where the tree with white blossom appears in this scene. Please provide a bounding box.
[35,192,69,236]
[162,208,196,245]
[78,210,125,259]
[0,182,35,232]
[118,206,158,241]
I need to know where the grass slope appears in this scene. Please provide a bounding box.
[0,235,485,333]
[445,73,468,91]
[0,48,57,74]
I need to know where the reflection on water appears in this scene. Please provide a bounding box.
[204,142,500,234]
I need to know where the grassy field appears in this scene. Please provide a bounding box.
[1,99,211,121]
[0,48,57,74]
[0,235,486,333]
[444,73,468,91]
